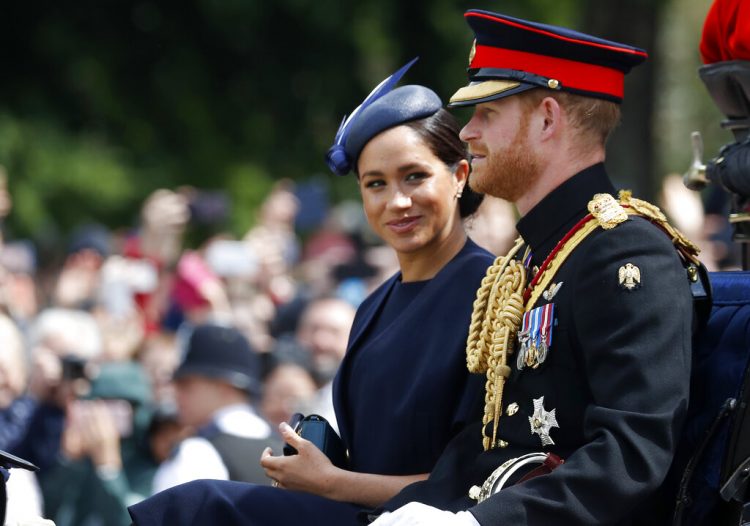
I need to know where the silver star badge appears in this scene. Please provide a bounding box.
[528,396,559,447]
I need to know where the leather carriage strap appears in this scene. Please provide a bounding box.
[517,453,565,484]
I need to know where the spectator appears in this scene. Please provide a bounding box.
[261,360,318,430]
[122,188,190,333]
[244,180,300,307]
[0,313,46,523]
[464,195,518,256]
[13,308,103,471]
[136,331,181,408]
[151,323,280,492]
[292,297,355,431]
[40,361,157,526]
[52,223,111,310]
[0,239,39,327]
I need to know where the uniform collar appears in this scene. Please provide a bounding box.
[516,163,615,266]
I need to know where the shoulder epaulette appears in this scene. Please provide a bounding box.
[618,190,701,265]
[526,191,702,308]
[588,193,628,230]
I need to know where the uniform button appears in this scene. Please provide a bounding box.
[506,403,519,416]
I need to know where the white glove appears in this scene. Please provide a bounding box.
[370,502,480,526]
[8,519,56,526]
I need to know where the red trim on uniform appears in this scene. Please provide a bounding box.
[466,11,648,59]
[524,213,594,304]
[471,45,625,99]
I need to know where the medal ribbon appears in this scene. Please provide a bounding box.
[541,303,554,348]
[531,305,542,349]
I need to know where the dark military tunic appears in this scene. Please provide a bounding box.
[383,163,694,525]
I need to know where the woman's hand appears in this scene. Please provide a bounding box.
[260,422,342,498]
[261,421,428,507]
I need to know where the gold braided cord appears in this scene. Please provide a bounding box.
[465,237,527,450]
[525,219,601,310]
[618,190,701,265]
[464,191,701,452]
[527,192,703,310]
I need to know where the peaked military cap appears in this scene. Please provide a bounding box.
[449,10,648,107]
[326,58,443,176]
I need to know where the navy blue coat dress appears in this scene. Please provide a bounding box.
[128,239,494,526]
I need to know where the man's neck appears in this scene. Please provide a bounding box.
[516,149,606,216]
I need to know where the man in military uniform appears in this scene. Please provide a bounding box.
[373,10,697,526]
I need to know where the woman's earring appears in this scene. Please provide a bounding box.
[455,188,464,199]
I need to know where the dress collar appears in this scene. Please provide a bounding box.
[515,163,615,266]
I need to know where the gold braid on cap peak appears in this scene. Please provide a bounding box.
[466,237,527,451]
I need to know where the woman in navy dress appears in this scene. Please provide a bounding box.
[129,60,496,526]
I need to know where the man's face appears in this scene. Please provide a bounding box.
[460,97,542,202]
[174,375,225,427]
[297,299,355,381]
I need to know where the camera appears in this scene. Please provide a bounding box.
[684,60,750,241]
[61,355,88,381]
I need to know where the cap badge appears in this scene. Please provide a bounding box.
[517,304,555,370]
[468,39,477,66]
[529,396,559,447]
[618,263,641,291]
[588,193,628,230]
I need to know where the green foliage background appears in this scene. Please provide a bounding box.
[0,0,721,248]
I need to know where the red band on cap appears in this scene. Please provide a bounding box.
[471,45,625,99]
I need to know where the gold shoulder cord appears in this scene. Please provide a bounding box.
[465,192,700,452]
[465,237,527,451]
[618,190,701,265]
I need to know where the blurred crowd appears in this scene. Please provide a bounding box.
[0,164,737,526]
[0,170,520,526]
[0,178,376,525]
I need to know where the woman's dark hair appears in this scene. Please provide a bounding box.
[404,109,484,218]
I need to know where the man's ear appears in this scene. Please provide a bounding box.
[538,96,562,141]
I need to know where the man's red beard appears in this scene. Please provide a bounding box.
[468,113,542,202]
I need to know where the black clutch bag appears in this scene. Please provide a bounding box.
[283,414,349,469]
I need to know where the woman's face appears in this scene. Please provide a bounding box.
[357,125,465,260]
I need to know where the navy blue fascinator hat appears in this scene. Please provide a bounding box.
[326,58,443,176]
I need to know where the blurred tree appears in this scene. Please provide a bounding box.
[579,0,668,198]
[0,0,716,248]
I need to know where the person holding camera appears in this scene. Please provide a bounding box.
[40,362,156,526]
[128,60,494,525]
